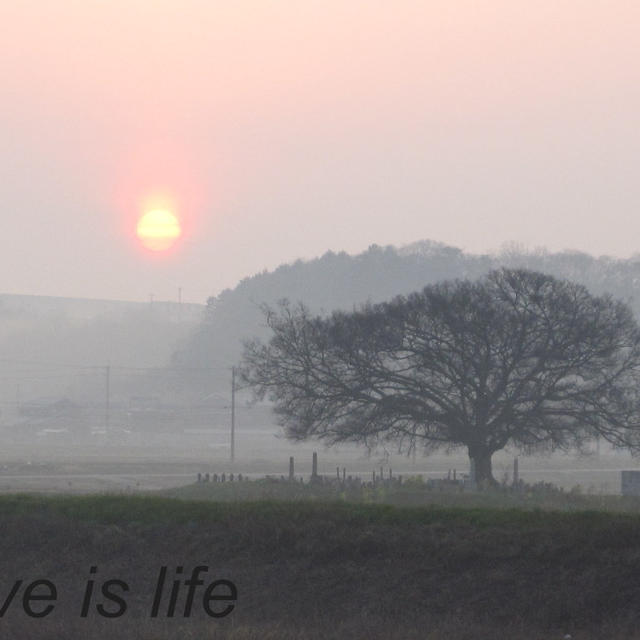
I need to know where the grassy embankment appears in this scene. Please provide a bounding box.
[163,473,640,513]
[3,493,640,639]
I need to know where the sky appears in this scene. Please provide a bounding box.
[2,1,639,303]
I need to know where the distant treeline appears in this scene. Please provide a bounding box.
[173,240,640,385]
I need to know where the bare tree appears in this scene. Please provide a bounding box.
[241,269,640,484]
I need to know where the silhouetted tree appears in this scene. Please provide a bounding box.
[241,269,640,485]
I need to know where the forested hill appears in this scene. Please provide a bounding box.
[173,240,640,374]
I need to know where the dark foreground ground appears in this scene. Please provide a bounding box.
[1,495,640,639]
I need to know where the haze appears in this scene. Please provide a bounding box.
[2,0,639,302]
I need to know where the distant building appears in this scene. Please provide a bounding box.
[621,471,640,496]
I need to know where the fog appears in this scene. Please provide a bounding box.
[1,245,638,496]
[2,1,640,497]
[0,291,361,490]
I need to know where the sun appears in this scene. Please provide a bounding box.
[136,209,181,252]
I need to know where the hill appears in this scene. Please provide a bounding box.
[174,240,640,383]
[5,240,640,441]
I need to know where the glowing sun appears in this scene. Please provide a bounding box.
[136,209,181,251]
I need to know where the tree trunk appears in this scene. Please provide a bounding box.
[469,447,496,488]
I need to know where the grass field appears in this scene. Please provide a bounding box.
[162,473,640,514]
[2,493,640,639]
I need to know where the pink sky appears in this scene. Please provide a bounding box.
[1,1,639,301]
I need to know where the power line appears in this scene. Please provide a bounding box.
[0,359,231,371]
[0,358,102,370]
[0,360,234,377]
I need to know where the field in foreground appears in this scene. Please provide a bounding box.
[2,495,640,639]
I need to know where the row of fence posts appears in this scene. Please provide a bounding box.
[198,452,403,486]
[197,472,246,483]
[197,453,521,488]
[305,452,403,487]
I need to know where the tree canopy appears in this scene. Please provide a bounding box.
[240,269,640,484]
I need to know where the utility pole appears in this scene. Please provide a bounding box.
[105,364,111,432]
[230,367,236,463]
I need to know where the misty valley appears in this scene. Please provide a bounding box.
[3,242,640,493]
